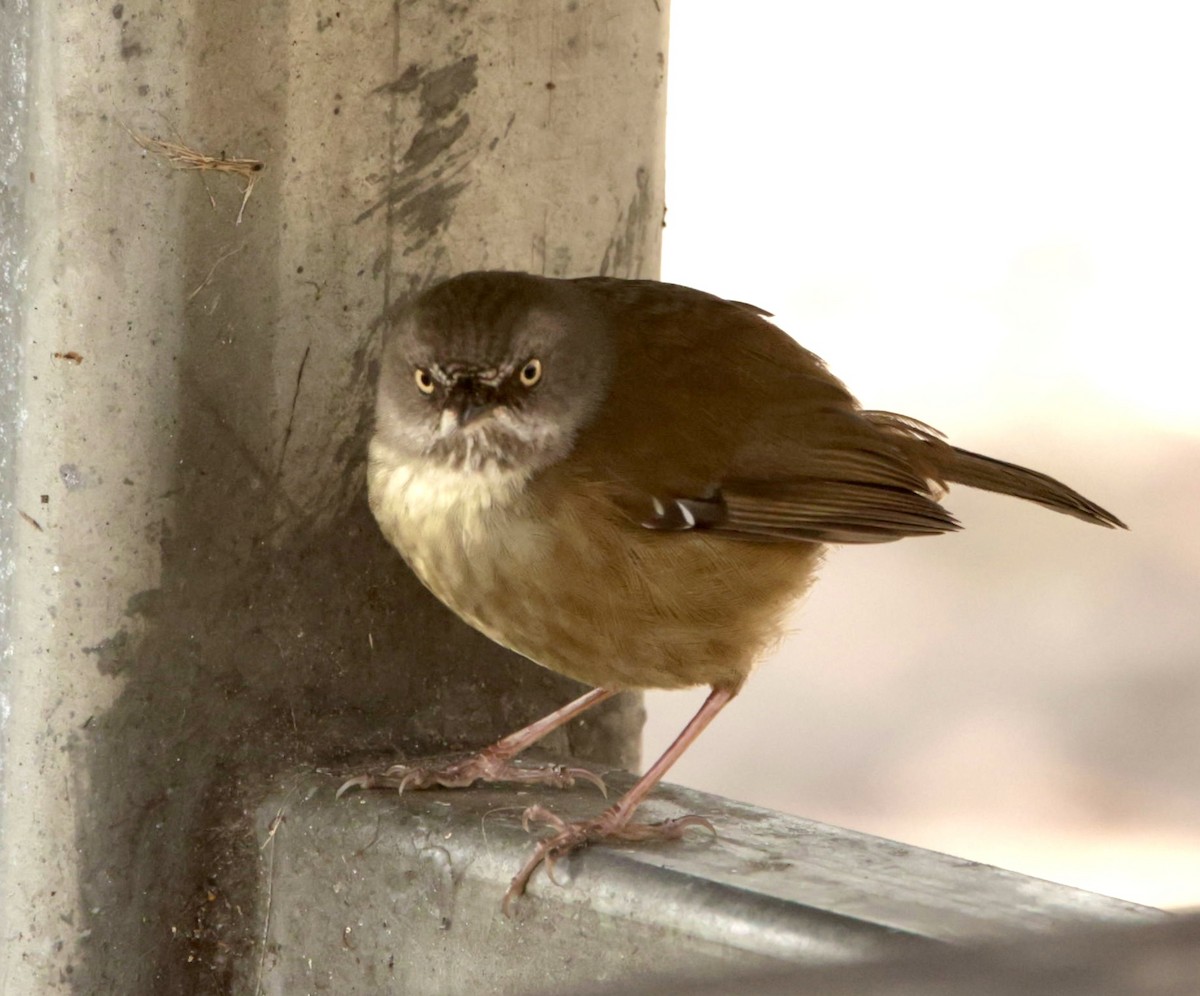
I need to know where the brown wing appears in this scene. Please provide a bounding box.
[564,278,1122,542]
[566,279,961,545]
[634,479,958,544]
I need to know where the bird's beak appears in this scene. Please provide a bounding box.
[447,378,498,427]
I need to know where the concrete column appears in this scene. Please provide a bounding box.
[0,1,666,991]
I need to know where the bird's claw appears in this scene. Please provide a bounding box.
[501,805,716,915]
[336,753,608,798]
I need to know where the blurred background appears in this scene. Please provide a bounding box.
[646,1,1200,910]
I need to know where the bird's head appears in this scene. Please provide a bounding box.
[376,271,614,475]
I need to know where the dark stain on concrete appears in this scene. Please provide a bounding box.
[118,13,148,61]
[599,165,654,278]
[373,63,422,96]
[417,55,478,118]
[357,54,481,259]
[403,114,471,172]
[83,628,132,676]
[126,588,163,619]
[395,179,470,254]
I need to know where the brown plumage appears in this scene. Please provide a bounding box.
[566,276,1121,544]
[344,271,1125,910]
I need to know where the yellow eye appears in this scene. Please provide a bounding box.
[519,358,542,387]
[414,367,436,395]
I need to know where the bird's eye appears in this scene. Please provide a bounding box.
[519,358,542,388]
[414,367,436,395]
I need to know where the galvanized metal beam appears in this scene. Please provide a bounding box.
[250,766,1161,994]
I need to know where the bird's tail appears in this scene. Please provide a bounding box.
[862,410,1127,529]
[936,445,1126,528]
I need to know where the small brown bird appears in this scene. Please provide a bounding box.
[340,271,1124,910]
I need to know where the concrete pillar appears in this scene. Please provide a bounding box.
[0,2,665,990]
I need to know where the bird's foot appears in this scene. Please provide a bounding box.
[502,804,715,914]
[336,750,607,798]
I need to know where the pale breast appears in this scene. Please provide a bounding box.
[367,439,546,648]
[367,440,822,693]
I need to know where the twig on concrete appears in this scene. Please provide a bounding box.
[130,128,264,224]
[187,244,245,302]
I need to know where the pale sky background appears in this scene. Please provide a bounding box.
[648,1,1200,910]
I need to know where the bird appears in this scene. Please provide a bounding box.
[339,270,1125,911]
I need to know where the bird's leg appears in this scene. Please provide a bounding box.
[503,685,737,913]
[337,686,616,797]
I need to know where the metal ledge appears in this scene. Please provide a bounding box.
[250,763,1160,994]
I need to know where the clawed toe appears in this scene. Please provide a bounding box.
[502,806,716,915]
[334,772,385,797]
[520,803,568,834]
[334,767,423,797]
[338,754,712,916]
[336,754,608,798]
[616,813,716,841]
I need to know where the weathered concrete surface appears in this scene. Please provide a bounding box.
[0,2,666,992]
[248,768,1160,995]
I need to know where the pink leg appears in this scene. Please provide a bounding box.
[491,686,617,759]
[337,686,617,797]
[503,685,737,912]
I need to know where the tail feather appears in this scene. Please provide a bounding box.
[859,411,1126,530]
[939,446,1126,529]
